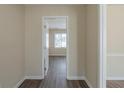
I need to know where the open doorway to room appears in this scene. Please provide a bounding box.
[42,16,68,87]
[41,16,89,88]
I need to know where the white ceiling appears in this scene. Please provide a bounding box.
[46,17,66,29]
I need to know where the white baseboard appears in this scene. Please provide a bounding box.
[67,76,93,88]
[14,77,25,88]
[107,77,124,80]
[14,75,44,88]
[25,76,44,79]
[49,54,66,56]
[14,76,93,88]
[67,76,85,80]
[84,77,93,88]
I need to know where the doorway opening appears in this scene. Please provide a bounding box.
[42,16,68,86]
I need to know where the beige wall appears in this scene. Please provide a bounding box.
[0,5,100,87]
[0,5,25,87]
[49,29,66,56]
[107,5,124,79]
[85,5,99,87]
[25,5,86,78]
[77,6,86,78]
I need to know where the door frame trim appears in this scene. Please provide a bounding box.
[42,16,69,79]
[98,4,107,88]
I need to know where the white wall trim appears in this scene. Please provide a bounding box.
[14,75,44,88]
[15,76,92,88]
[107,53,124,57]
[14,76,93,88]
[67,76,85,80]
[98,4,107,88]
[25,76,44,79]
[49,54,66,56]
[67,76,93,88]
[84,77,93,88]
[42,16,69,79]
[107,77,124,80]
[14,77,25,88]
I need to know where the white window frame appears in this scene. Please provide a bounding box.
[54,33,66,48]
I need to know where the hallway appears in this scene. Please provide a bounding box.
[19,56,89,88]
[40,56,67,88]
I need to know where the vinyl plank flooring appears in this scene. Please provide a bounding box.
[19,56,89,88]
[19,79,42,88]
[107,80,124,88]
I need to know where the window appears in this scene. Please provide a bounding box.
[46,33,49,48]
[54,33,66,48]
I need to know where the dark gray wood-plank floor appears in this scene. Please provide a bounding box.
[19,56,89,88]
[107,80,124,88]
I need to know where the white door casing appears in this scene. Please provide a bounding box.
[43,20,49,76]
